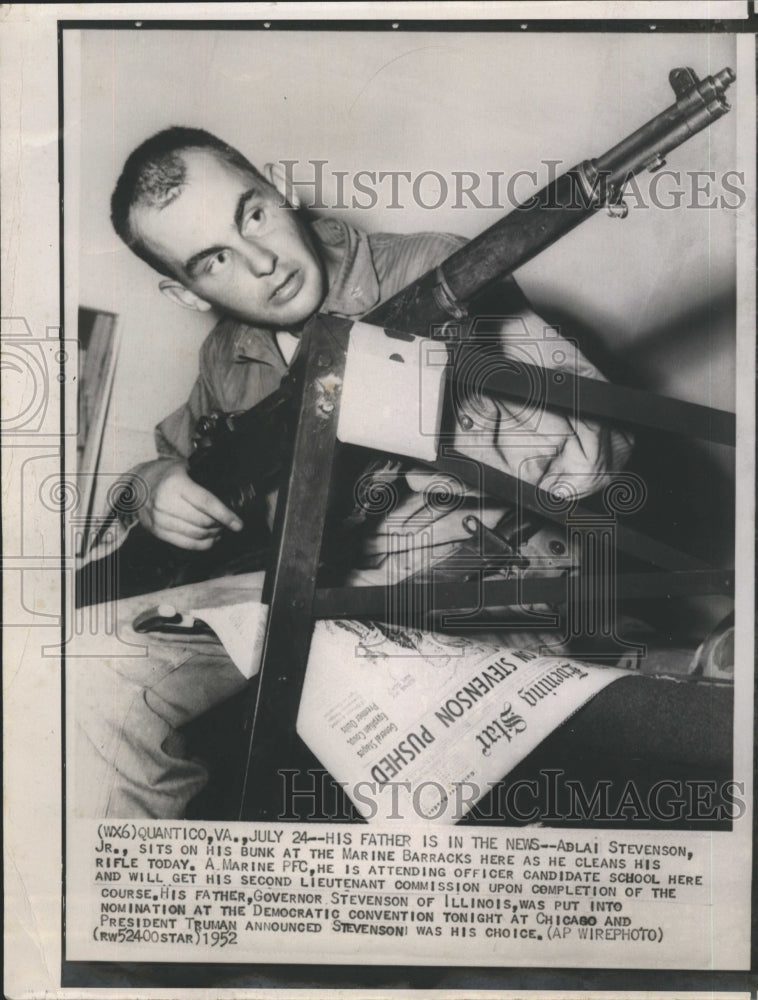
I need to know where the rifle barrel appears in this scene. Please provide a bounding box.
[367,67,734,337]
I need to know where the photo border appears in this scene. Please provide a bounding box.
[2,3,755,996]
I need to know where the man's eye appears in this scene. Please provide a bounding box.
[206,250,231,275]
[243,207,265,232]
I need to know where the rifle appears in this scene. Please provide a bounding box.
[187,66,736,822]
[188,66,735,517]
[368,65,735,334]
[75,66,736,607]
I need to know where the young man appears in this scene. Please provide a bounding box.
[73,127,631,818]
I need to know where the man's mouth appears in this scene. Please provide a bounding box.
[270,269,303,303]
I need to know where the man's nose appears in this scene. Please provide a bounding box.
[241,240,277,277]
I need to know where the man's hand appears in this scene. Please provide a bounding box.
[135,458,243,550]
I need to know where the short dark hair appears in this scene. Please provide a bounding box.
[110,126,263,278]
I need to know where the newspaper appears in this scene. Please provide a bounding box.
[298,622,626,823]
[2,3,755,998]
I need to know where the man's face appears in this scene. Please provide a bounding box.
[132,149,326,327]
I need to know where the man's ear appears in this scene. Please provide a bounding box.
[263,162,301,209]
[158,280,213,312]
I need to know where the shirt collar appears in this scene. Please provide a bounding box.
[315,216,381,317]
[230,217,380,363]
